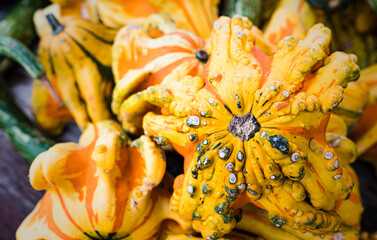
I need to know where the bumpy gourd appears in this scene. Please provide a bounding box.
[264,0,371,134]
[119,15,359,238]
[95,0,219,39]
[16,120,191,239]
[235,132,362,240]
[31,14,117,134]
[112,14,276,135]
[111,14,208,135]
[236,195,361,240]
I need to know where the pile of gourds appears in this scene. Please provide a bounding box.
[0,0,376,239]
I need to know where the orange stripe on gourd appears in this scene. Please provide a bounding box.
[17,120,169,239]
[171,0,200,36]
[29,193,77,240]
[112,21,209,135]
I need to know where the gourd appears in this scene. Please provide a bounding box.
[112,14,276,135]
[119,15,360,238]
[236,198,361,240]
[31,14,117,135]
[332,81,370,131]
[263,0,315,46]
[111,14,208,135]
[95,0,220,39]
[263,0,371,134]
[16,120,191,239]
[235,133,362,240]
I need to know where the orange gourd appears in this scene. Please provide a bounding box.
[16,120,191,239]
[111,15,208,135]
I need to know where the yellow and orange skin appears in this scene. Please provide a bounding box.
[32,16,117,134]
[96,0,219,39]
[111,15,207,135]
[117,14,360,238]
[264,0,370,134]
[16,120,191,240]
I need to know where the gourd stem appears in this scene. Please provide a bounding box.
[195,49,210,63]
[45,13,65,35]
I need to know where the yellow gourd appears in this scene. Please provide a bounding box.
[263,0,371,135]
[117,14,359,238]
[236,200,361,240]
[112,14,276,135]
[16,120,191,239]
[31,14,117,134]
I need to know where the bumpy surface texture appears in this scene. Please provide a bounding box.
[119,15,360,239]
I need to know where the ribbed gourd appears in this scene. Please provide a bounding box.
[111,14,209,135]
[16,120,192,239]
[31,14,117,135]
[117,14,360,238]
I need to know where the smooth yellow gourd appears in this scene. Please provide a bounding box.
[31,15,117,134]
